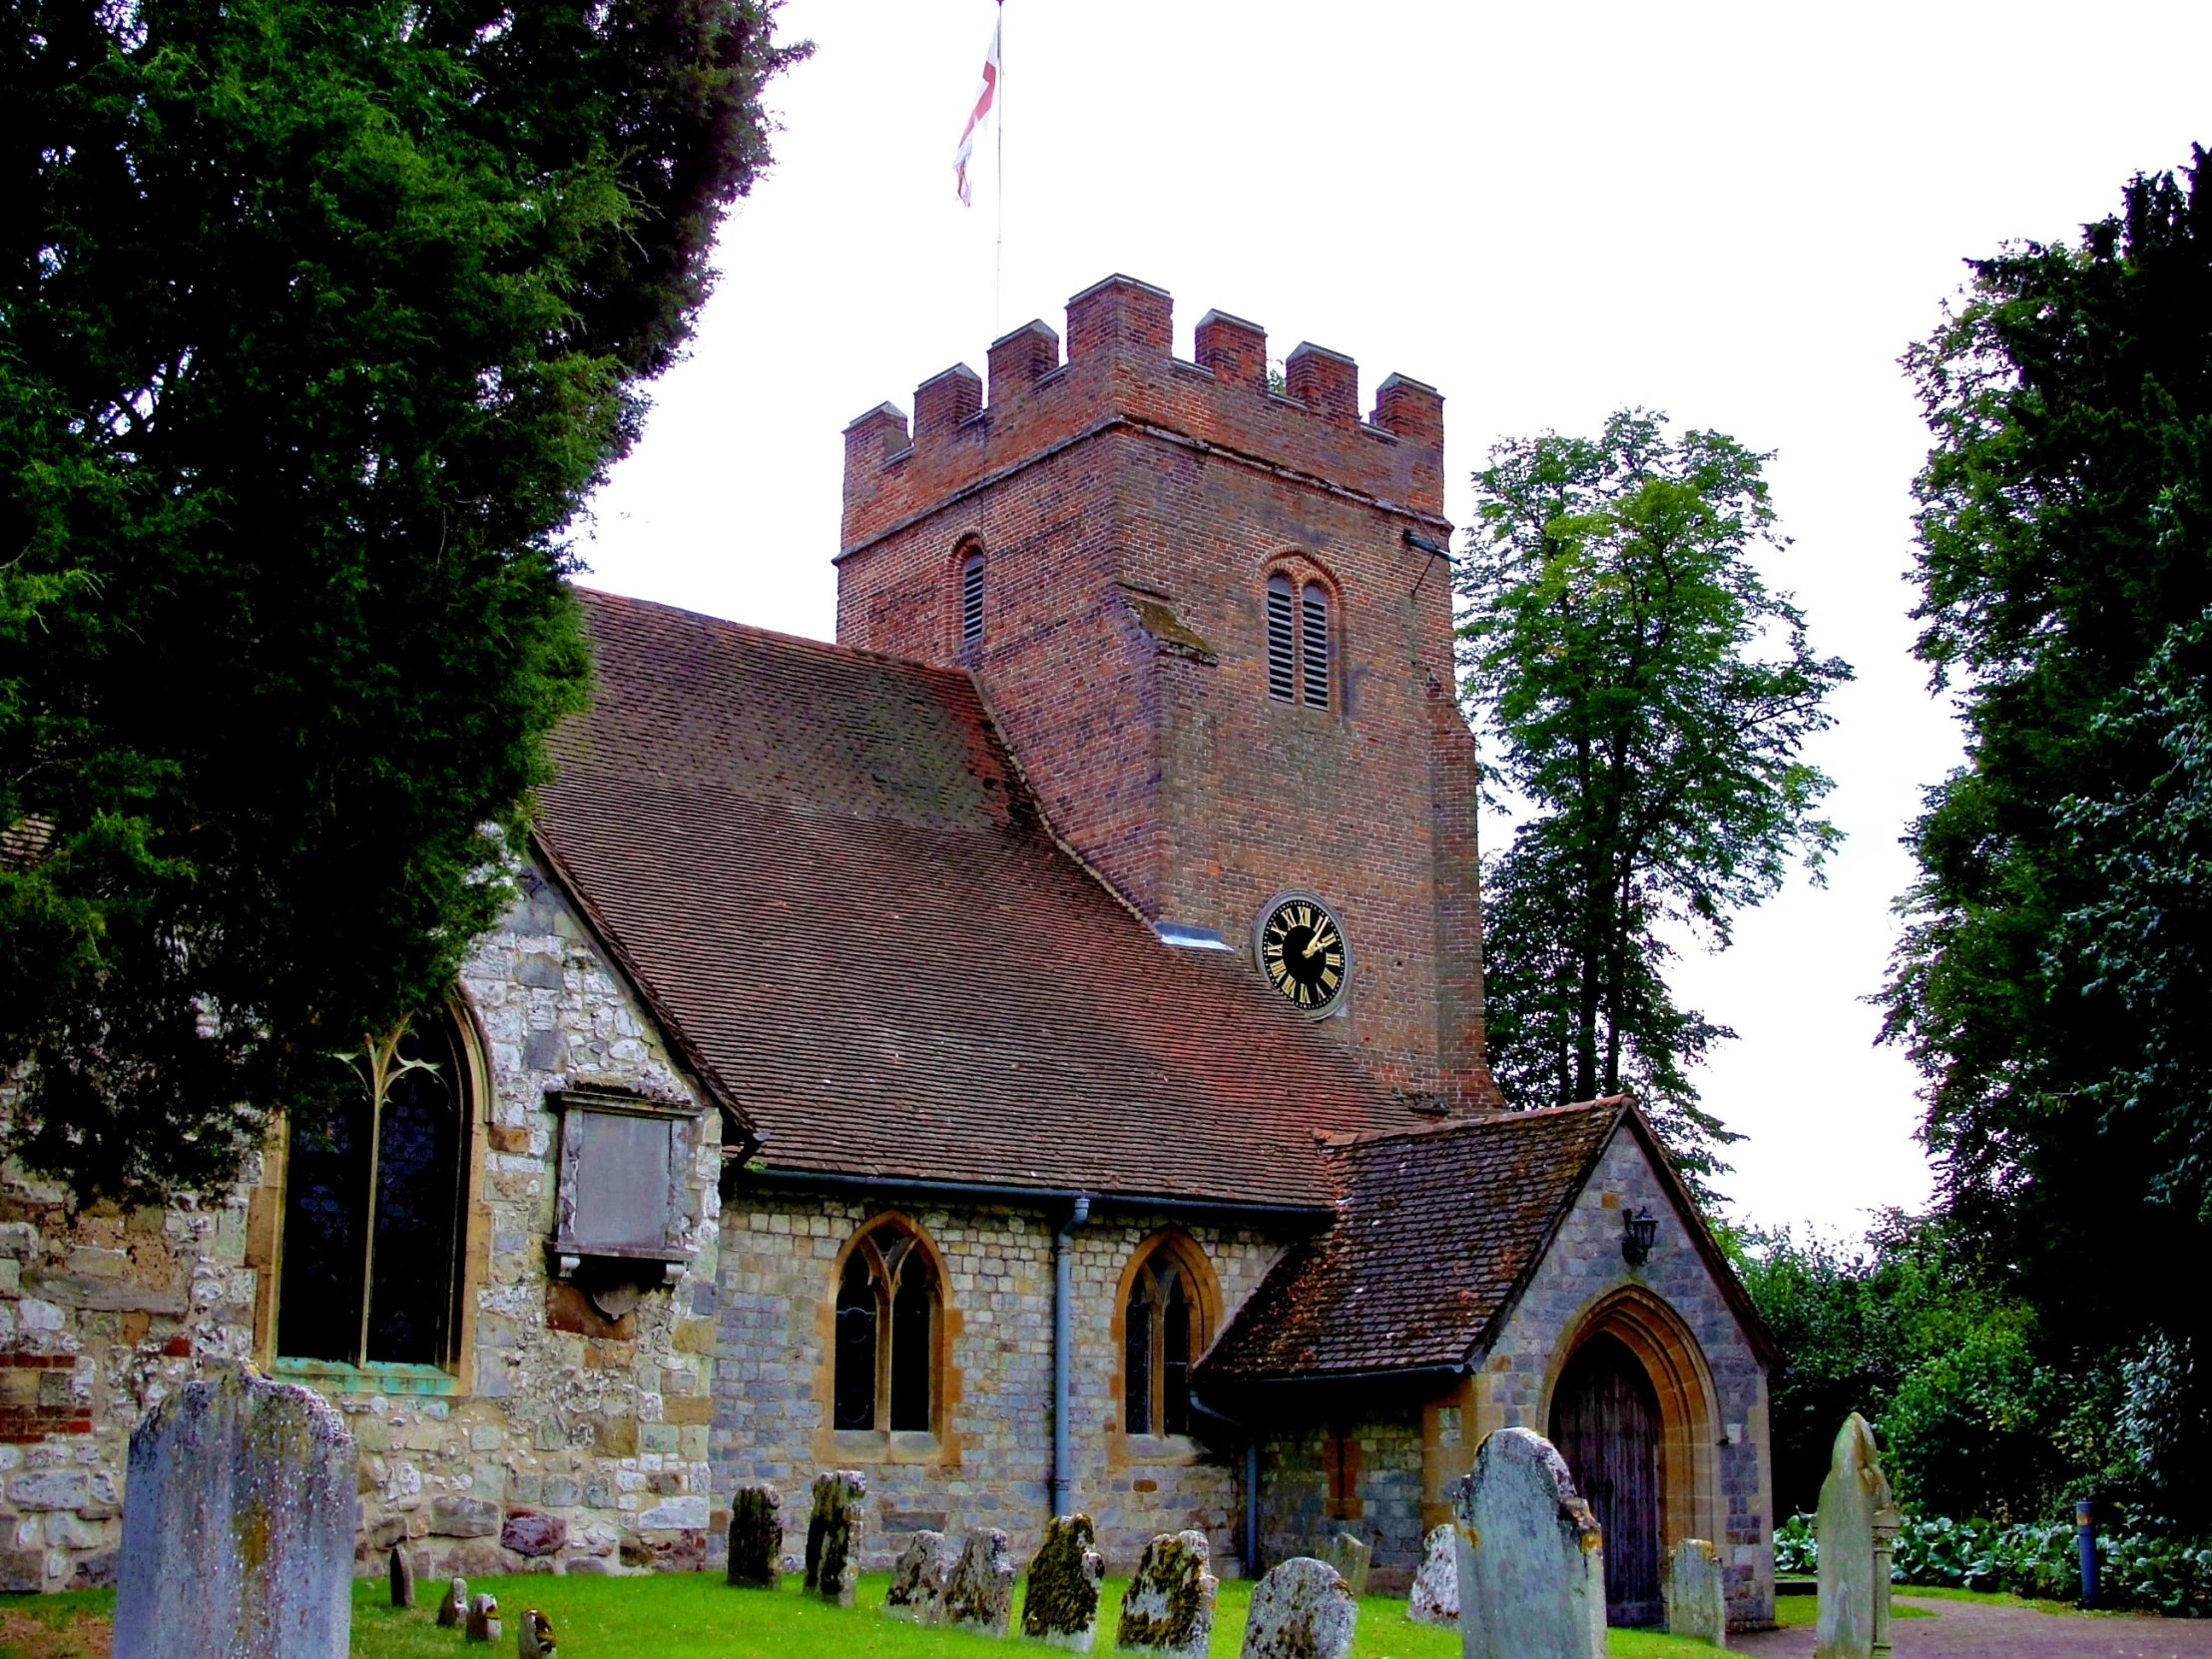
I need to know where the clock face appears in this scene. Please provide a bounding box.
[1258,895,1350,1012]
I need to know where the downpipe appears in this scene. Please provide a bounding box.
[1189,1390,1263,1579]
[1050,1195,1092,1517]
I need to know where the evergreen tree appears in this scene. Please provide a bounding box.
[0,0,808,1204]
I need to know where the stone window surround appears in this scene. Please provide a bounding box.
[250,992,497,1399]
[1106,1228,1223,1471]
[811,1210,965,1468]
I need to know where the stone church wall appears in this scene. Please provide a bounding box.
[0,866,725,1590]
[1256,1414,1425,1594]
[710,1189,1287,1575]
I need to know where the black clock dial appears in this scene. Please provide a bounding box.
[1260,898,1348,1011]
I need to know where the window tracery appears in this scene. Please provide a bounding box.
[831,1217,943,1434]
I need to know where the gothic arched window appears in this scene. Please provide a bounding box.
[1121,1235,1216,1437]
[830,1218,944,1434]
[277,1010,473,1372]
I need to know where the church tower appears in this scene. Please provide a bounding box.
[835,275,1495,1108]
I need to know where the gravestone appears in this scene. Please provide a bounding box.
[884,1531,958,1624]
[436,1576,468,1628]
[465,1591,501,1644]
[1116,1530,1217,1659]
[727,1483,785,1589]
[1454,1427,1606,1659]
[1241,1557,1358,1659]
[1407,1524,1458,1626]
[804,1470,866,1607]
[112,1366,356,1659]
[1021,1513,1104,1652]
[1665,1538,1728,1647]
[945,1528,1018,1638]
[1318,1530,1371,1597]
[1816,1413,1899,1659]
[519,1608,558,1659]
[387,1545,414,1610]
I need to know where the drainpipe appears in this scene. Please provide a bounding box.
[1190,1390,1264,1579]
[1050,1195,1092,1518]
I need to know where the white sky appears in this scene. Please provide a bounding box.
[573,0,2212,1240]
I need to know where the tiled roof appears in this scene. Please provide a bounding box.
[1194,1101,1626,1382]
[531,589,1421,1209]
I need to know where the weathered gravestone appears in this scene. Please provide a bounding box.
[518,1608,558,1659]
[1241,1557,1358,1659]
[1116,1530,1217,1659]
[804,1469,866,1607]
[1665,1538,1728,1647]
[728,1482,785,1589]
[112,1366,356,1659]
[1021,1513,1104,1652]
[1407,1524,1458,1626]
[1318,1530,1372,1597]
[465,1591,501,1644]
[1816,1413,1900,1659]
[387,1544,413,1609]
[1454,1427,1606,1659]
[945,1528,1018,1638]
[436,1576,468,1627]
[884,1531,958,1624]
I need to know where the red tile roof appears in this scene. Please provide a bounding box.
[532,589,1423,1209]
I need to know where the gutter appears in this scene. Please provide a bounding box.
[1050,1196,1092,1517]
[738,1165,1333,1224]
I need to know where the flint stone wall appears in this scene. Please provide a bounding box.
[1256,1413,1421,1593]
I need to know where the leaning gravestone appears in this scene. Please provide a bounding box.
[436,1576,468,1627]
[945,1528,1018,1638]
[727,1483,784,1589]
[1816,1413,1899,1659]
[804,1470,866,1607]
[1021,1513,1104,1651]
[1665,1537,1728,1647]
[1241,1557,1358,1659]
[1454,1427,1606,1659]
[387,1544,413,1609]
[1116,1530,1217,1659]
[112,1367,356,1659]
[1319,1530,1372,1596]
[884,1531,958,1624]
[1407,1523,1458,1626]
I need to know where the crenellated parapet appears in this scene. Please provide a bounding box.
[839,275,1445,554]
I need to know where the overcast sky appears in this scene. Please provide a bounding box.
[573,0,2212,1240]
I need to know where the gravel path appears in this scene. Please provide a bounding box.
[1732,1595,2212,1658]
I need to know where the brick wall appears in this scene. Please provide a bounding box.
[834,276,1496,1108]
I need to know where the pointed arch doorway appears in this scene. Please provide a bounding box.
[1549,1332,1663,1626]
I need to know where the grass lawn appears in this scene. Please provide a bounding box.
[1772,1594,1933,1626]
[345,1572,1736,1659]
[1893,1584,2091,1618]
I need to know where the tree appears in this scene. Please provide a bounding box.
[1458,410,1852,1182]
[1881,145,2212,1509]
[0,0,808,1205]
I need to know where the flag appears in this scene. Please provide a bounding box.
[952,11,1001,208]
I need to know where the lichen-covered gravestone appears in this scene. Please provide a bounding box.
[1241,1557,1358,1659]
[728,1484,784,1589]
[884,1531,958,1624]
[1665,1538,1727,1647]
[465,1591,501,1644]
[804,1470,866,1607]
[945,1528,1017,1638]
[518,1608,558,1659]
[1318,1531,1371,1597]
[1116,1530,1217,1659]
[387,1544,413,1609]
[112,1367,357,1659]
[436,1576,468,1627]
[1021,1513,1104,1652]
[1454,1427,1606,1659]
[1407,1524,1458,1626]
[1815,1414,1899,1659]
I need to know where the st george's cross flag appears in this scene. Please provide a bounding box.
[951,10,1001,207]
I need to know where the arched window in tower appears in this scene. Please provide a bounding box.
[960,548,986,650]
[1120,1234,1216,1436]
[276,1009,473,1373]
[1266,574,1297,701]
[1301,582,1331,709]
[830,1217,944,1434]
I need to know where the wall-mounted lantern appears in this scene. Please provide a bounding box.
[1622,1207,1660,1266]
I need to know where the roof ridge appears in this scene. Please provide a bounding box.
[1320,1097,1617,1153]
[573,584,980,693]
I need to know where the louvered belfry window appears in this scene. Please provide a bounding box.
[960,550,985,649]
[1266,574,1298,701]
[1301,582,1331,709]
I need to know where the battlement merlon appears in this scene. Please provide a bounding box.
[837,274,1447,554]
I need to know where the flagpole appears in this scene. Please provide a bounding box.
[993,0,1004,335]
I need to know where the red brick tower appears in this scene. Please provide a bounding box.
[836,275,1496,1108]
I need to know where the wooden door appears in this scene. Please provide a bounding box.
[1549,1333,1663,1626]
